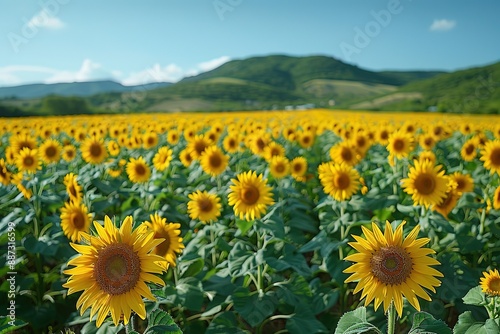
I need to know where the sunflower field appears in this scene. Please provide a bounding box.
[1,109,500,334]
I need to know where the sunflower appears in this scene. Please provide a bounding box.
[39,138,62,164]
[126,157,151,183]
[297,130,315,148]
[81,136,108,164]
[387,131,414,160]
[107,140,120,157]
[480,269,500,296]
[318,162,360,202]
[223,134,241,153]
[249,132,271,156]
[0,158,12,186]
[62,145,77,162]
[432,189,460,218]
[187,134,211,160]
[153,147,173,172]
[329,141,360,166]
[200,146,229,176]
[401,160,448,208]
[187,190,222,223]
[269,155,290,179]
[450,172,474,194]
[16,148,40,174]
[228,171,275,221]
[418,151,436,165]
[480,140,500,175]
[60,201,92,242]
[179,148,194,167]
[9,133,37,154]
[352,132,371,155]
[63,216,167,327]
[419,134,437,151]
[461,139,477,161]
[142,131,158,149]
[142,213,184,269]
[494,186,500,210]
[377,126,392,145]
[290,157,307,182]
[344,221,443,317]
[263,142,286,161]
[167,129,180,145]
[64,173,83,203]
[11,173,32,199]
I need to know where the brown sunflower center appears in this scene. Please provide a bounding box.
[90,143,103,157]
[274,163,285,173]
[71,210,85,229]
[356,137,366,148]
[380,131,389,140]
[147,137,155,145]
[94,243,141,295]
[198,198,214,213]
[341,147,353,162]
[465,143,475,155]
[270,148,281,156]
[209,153,222,168]
[414,173,436,195]
[456,179,465,191]
[24,156,34,167]
[155,231,171,257]
[393,139,405,152]
[135,163,147,176]
[489,278,500,292]
[68,184,77,198]
[66,149,75,158]
[424,138,433,146]
[370,245,413,285]
[256,138,266,150]
[241,185,260,205]
[335,173,350,190]
[293,162,303,173]
[490,148,500,166]
[45,146,57,158]
[302,136,311,144]
[228,139,236,148]
[194,141,208,156]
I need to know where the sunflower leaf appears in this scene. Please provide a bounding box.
[0,316,28,334]
[145,309,182,334]
[452,311,500,334]
[409,312,451,334]
[462,286,488,306]
[334,307,382,334]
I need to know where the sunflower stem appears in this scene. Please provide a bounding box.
[387,302,396,334]
[210,228,217,268]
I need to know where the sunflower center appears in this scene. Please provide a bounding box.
[424,138,433,146]
[489,278,500,292]
[490,148,500,166]
[293,163,303,173]
[371,245,413,285]
[135,164,146,176]
[256,138,266,150]
[66,150,75,158]
[414,173,436,195]
[465,144,475,155]
[209,154,222,168]
[71,211,85,229]
[357,137,366,148]
[46,146,57,158]
[335,173,350,190]
[302,136,311,144]
[94,243,141,295]
[341,147,353,162]
[241,185,260,205]
[275,163,285,173]
[24,156,34,167]
[155,232,171,257]
[90,143,102,157]
[456,179,465,190]
[198,198,213,212]
[68,184,77,198]
[228,139,236,148]
[380,131,389,140]
[194,141,208,156]
[393,139,405,152]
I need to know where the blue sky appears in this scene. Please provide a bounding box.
[0,0,499,87]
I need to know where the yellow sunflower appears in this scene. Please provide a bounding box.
[39,138,62,164]
[187,134,211,160]
[200,146,229,176]
[63,216,167,327]
[62,145,77,162]
[329,141,360,166]
[450,172,474,194]
[60,201,92,242]
[223,134,241,153]
[64,173,83,203]
[81,136,108,164]
[179,148,194,167]
[432,189,460,218]
[11,173,32,200]
[166,129,180,145]
[344,221,443,317]
[107,140,121,157]
[461,139,477,161]
[228,171,275,221]
[296,130,315,148]
[142,131,158,149]
[16,148,40,174]
[9,133,37,154]
[269,155,290,179]
[290,157,308,182]
[480,269,500,296]
[494,186,500,210]
[418,151,436,165]
[480,140,500,175]
[401,160,448,208]
[263,142,286,161]
[387,131,414,160]
[126,157,151,183]
[0,158,12,186]
[187,190,222,223]
[142,213,184,269]
[419,134,437,151]
[153,147,173,172]
[318,162,360,202]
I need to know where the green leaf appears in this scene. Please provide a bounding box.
[408,312,451,334]
[286,304,329,334]
[236,219,253,235]
[145,309,182,334]
[334,307,382,334]
[179,257,204,278]
[81,320,123,334]
[232,287,277,327]
[23,234,59,256]
[205,312,248,334]
[176,277,204,311]
[463,286,488,306]
[0,316,28,334]
[453,311,500,334]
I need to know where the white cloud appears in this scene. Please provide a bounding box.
[27,9,65,30]
[197,56,231,72]
[429,19,456,32]
[43,59,106,83]
[121,63,184,86]
[0,65,57,86]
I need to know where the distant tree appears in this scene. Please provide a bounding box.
[41,96,92,115]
